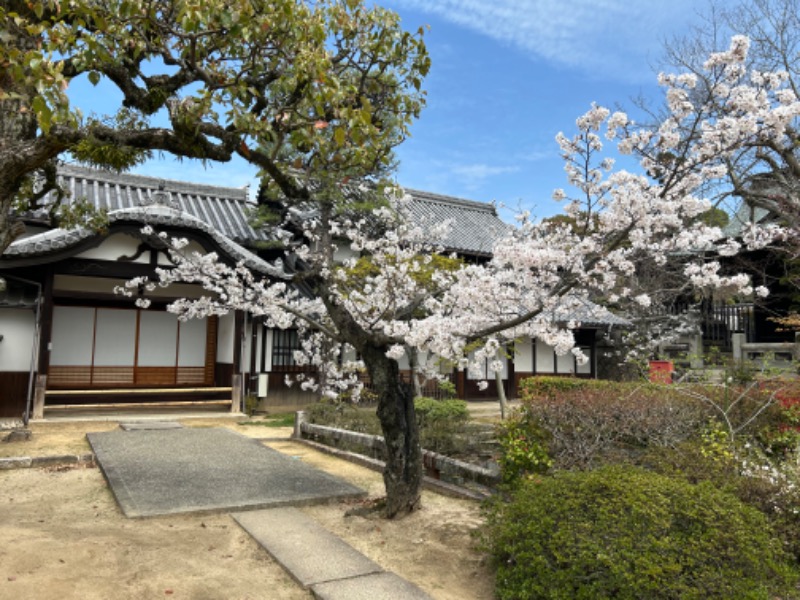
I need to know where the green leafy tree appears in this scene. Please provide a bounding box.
[0,0,429,253]
[1,0,429,517]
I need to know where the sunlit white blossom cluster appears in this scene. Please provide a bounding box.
[122,36,794,393]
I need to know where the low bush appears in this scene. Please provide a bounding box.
[637,439,800,564]
[305,397,472,455]
[516,377,783,469]
[414,397,469,425]
[305,401,381,435]
[483,466,797,600]
[517,378,705,468]
[414,397,470,454]
[758,380,800,457]
[495,417,551,485]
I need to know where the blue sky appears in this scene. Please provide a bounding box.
[69,0,707,220]
[381,0,704,219]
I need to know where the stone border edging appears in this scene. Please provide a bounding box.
[297,418,500,482]
[0,453,95,470]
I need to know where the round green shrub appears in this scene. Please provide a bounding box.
[484,466,797,600]
[414,397,470,454]
[639,440,800,565]
[305,401,380,434]
[496,417,552,485]
[413,397,469,426]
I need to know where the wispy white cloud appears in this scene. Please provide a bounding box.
[452,163,519,180]
[390,0,699,82]
[447,162,520,193]
[518,148,552,163]
[396,153,521,196]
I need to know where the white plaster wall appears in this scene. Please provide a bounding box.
[158,239,206,265]
[241,317,253,373]
[415,350,453,375]
[514,337,534,372]
[51,306,95,366]
[396,351,410,370]
[467,352,508,379]
[0,309,35,371]
[94,308,137,366]
[333,242,358,263]
[263,328,274,373]
[178,318,207,367]
[251,323,263,374]
[78,233,145,262]
[557,351,575,374]
[576,348,592,375]
[216,312,235,363]
[535,339,555,373]
[137,311,178,367]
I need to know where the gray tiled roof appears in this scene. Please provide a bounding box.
[403,189,508,256]
[6,166,626,326]
[722,202,772,238]
[33,164,269,244]
[27,165,508,256]
[7,205,287,277]
[544,295,631,328]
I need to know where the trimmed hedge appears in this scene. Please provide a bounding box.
[515,376,781,469]
[484,466,798,600]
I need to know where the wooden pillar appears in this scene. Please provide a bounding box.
[249,316,259,398]
[36,267,54,376]
[507,342,516,399]
[233,310,244,374]
[32,375,47,420]
[31,268,54,419]
[231,373,243,414]
[232,311,245,411]
[455,369,466,400]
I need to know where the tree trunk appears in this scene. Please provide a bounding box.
[408,347,423,399]
[362,344,422,518]
[0,9,40,255]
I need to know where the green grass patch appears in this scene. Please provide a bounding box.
[238,413,296,427]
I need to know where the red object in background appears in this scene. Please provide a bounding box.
[649,360,674,384]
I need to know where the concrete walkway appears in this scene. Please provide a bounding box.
[87,425,365,518]
[234,508,432,600]
[84,423,434,597]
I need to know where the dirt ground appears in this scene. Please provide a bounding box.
[0,417,496,600]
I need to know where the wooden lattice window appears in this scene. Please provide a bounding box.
[272,328,302,371]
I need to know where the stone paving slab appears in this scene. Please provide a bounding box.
[234,507,432,600]
[118,421,184,431]
[311,571,433,600]
[233,508,383,587]
[87,427,365,518]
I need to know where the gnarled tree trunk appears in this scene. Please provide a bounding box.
[361,343,422,518]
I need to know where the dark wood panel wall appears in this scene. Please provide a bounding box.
[0,372,28,418]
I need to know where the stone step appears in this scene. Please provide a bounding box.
[233,507,432,599]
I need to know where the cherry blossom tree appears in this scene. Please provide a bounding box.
[653,0,800,325]
[130,35,796,518]
[657,0,800,229]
